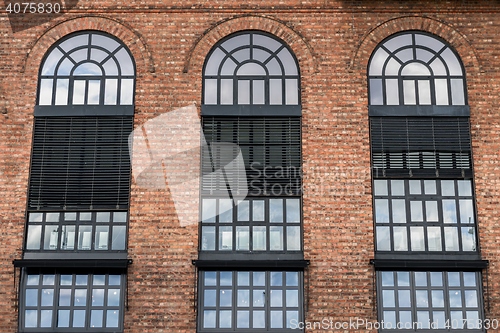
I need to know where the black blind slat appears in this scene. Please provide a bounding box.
[28,116,133,209]
[202,117,301,195]
[370,117,472,177]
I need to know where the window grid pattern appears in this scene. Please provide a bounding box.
[25,211,127,252]
[21,271,124,331]
[38,31,135,106]
[199,271,301,331]
[203,31,300,106]
[374,179,477,253]
[201,198,301,252]
[368,32,466,106]
[379,271,483,331]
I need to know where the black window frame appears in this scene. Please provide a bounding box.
[19,269,126,332]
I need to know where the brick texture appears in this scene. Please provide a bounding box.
[1,1,500,332]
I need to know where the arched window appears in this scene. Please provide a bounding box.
[38,31,134,107]
[18,31,135,332]
[202,31,300,115]
[369,32,486,332]
[368,31,465,106]
[196,31,306,332]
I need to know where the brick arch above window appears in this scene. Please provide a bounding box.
[184,15,317,78]
[23,16,154,77]
[350,16,482,76]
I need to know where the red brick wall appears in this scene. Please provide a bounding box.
[1,1,500,332]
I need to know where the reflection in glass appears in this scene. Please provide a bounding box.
[236,226,249,251]
[287,226,301,251]
[91,309,103,327]
[59,289,71,306]
[219,311,232,328]
[237,311,249,328]
[270,199,283,222]
[416,290,429,307]
[381,272,394,286]
[201,226,215,250]
[253,226,266,251]
[376,227,391,251]
[443,200,457,223]
[410,227,425,251]
[375,199,389,223]
[393,227,408,251]
[397,272,410,286]
[432,290,445,307]
[271,311,283,328]
[220,290,232,307]
[74,289,87,306]
[78,226,92,250]
[449,290,462,308]
[270,290,282,307]
[106,310,119,328]
[253,201,265,221]
[92,289,105,306]
[398,290,411,307]
[73,310,86,327]
[383,290,395,307]
[44,226,59,250]
[237,290,249,307]
[444,227,459,251]
[111,226,126,250]
[427,227,442,251]
[270,226,283,251]
[57,310,70,327]
[26,225,42,250]
[203,310,216,328]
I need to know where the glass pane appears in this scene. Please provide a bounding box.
[432,290,445,307]
[409,180,421,194]
[44,225,59,250]
[202,199,216,222]
[430,272,443,286]
[203,310,216,328]
[444,227,459,251]
[236,226,249,251]
[237,200,249,221]
[87,80,101,105]
[253,80,265,104]
[392,199,406,223]
[451,79,465,105]
[369,79,383,105]
[451,311,463,329]
[91,309,103,327]
[25,289,38,306]
[92,289,105,306]
[270,226,283,251]
[393,227,408,251]
[25,310,37,328]
[61,225,75,250]
[107,289,120,307]
[270,79,283,105]
[465,290,478,308]
[415,272,427,286]
[220,79,233,104]
[109,275,121,286]
[78,226,92,250]
[287,226,301,251]
[418,80,431,104]
[220,290,232,306]
[237,311,249,328]
[458,180,472,196]
[286,199,300,222]
[238,272,250,286]
[374,180,388,195]
[433,311,446,329]
[26,225,42,250]
[449,290,462,307]
[270,199,283,222]
[253,272,265,286]
[95,226,109,250]
[253,310,265,328]
[427,227,442,251]
[57,309,70,327]
[400,311,412,329]
[416,290,429,307]
[417,311,430,329]
[386,79,399,105]
[448,272,461,286]
[219,226,232,250]
[220,272,232,286]
[104,79,118,105]
[443,200,457,223]
[463,272,476,287]
[219,199,233,222]
[237,290,249,307]
[270,311,283,328]
[106,310,119,328]
[41,289,54,306]
[383,311,396,329]
[252,226,266,251]
[120,79,134,105]
[201,226,215,251]
[462,227,476,251]
[397,272,410,286]
[253,290,265,307]
[382,290,395,307]
[459,199,475,224]
[40,310,52,327]
[73,80,86,104]
[270,290,282,307]
[381,272,394,286]
[111,226,126,250]
[74,289,87,306]
[204,272,217,286]
[466,311,479,329]
[286,290,299,307]
[238,80,250,104]
[403,80,416,105]
[410,227,425,251]
[285,79,299,105]
[398,290,411,308]
[253,201,265,221]
[426,201,438,221]
[204,79,217,104]
[55,79,69,105]
[73,310,86,327]
[412,198,424,217]
[59,289,71,306]
[375,199,389,223]
[220,310,232,328]
[376,227,391,251]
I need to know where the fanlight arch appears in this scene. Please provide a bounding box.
[38,31,135,106]
[368,31,466,106]
[203,31,300,107]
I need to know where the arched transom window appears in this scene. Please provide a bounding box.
[369,31,466,106]
[38,31,135,106]
[203,31,300,109]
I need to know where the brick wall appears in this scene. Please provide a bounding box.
[1,1,500,332]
